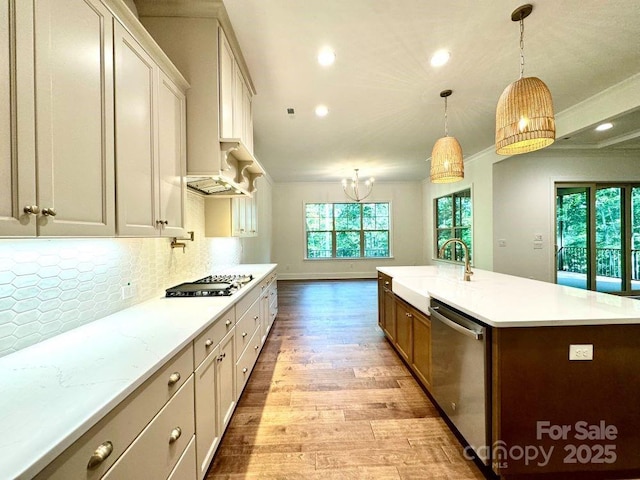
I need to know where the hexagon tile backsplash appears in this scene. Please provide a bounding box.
[0,193,241,358]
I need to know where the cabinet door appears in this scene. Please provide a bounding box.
[34,0,115,236]
[412,310,432,389]
[233,64,244,139]
[216,330,236,433]
[158,71,186,237]
[114,22,159,236]
[0,0,36,236]
[194,343,220,479]
[383,287,395,340]
[232,196,245,236]
[218,27,234,139]
[242,80,253,152]
[394,298,413,363]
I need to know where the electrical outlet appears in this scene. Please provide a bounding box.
[569,344,593,361]
[121,283,134,300]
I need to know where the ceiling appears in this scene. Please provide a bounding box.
[220,1,640,182]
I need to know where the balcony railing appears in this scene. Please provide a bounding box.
[557,246,640,280]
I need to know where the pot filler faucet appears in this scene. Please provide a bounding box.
[439,238,473,281]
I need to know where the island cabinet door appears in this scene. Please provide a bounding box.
[491,325,640,479]
[411,309,431,390]
[393,297,413,363]
[382,286,396,341]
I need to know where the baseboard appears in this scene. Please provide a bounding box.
[276,272,377,280]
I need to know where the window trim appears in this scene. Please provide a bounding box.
[303,201,393,260]
[433,188,473,265]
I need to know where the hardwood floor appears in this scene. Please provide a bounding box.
[206,279,486,479]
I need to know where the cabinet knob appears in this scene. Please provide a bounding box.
[163,220,169,225]
[41,207,57,217]
[205,338,213,348]
[242,367,248,373]
[254,345,259,350]
[87,441,113,469]
[225,319,232,326]
[168,426,182,444]
[217,353,226,362]
[253,315,259,320]
[23,205,40,215]
[242,332,248,338]
[167,372,181,386]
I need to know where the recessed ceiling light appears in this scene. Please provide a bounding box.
[430,50,450,67]
[317,48,336,66]
[315,105,329,117]
[595,122,613,132]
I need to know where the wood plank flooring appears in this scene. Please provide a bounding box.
[206,279,486,479]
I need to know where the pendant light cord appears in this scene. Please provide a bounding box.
[519,17,525,79]
[444,96,449,137]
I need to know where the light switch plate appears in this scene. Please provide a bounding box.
[569,344,593,361]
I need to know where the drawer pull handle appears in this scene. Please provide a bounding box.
[242,367,248,373]
[217,353,226,362]
[242,332,248,338]
[225,319,232,326]
[384,281,390,286]
[87,441,113,469]
[169,427,182,444]
[167,372,181,386]
[205,338,213,347]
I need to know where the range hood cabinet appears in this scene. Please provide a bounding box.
[186,139,264,197]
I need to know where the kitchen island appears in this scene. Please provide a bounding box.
[378,265,640,480]
[0,264,277,480]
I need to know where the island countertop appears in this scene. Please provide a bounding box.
[377,265,640,327]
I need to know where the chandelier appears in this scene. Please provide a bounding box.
[495,4,555,155]
[342,169,374,202]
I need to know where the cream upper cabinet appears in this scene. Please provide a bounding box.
[1,0,115,237]
[204,194,257,238]
[219,28,235,140]
[114,23,186,237]
[219,26,253,153]
[158,71,187,238]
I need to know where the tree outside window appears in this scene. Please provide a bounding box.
[435,189,472,263]
[305,203,390,259]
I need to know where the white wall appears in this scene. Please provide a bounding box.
[272,181,423,279]
[493,149,640,281]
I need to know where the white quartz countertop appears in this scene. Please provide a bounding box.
[378,265,640,327]
[0,264,277,480]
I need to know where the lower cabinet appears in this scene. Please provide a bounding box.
[194,317,236,480]
[377,274,431,393]
[36,272,278,480]
[394,298,413,363]
[103,377,195,480]
[411,308,432,389]
[35,344,194,480]
[168,436,197,480]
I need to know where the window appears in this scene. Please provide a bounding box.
[435,189,472,263]
[556,183,640,294]
[305,203,390,259]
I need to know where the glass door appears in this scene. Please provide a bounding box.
[633,187,640,291]
[556,187,590,290]
[595,187,623,293]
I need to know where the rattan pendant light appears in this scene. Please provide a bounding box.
[495,4,555,155]
[430,89,464,183]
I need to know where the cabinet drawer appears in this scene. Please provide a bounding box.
[167,435,196,480]
[235,282,261,317]
[234,297,260,356]
[103,376,195,480]
[235,328,261,396]
[194,307,234,367]
[35,344,193,480]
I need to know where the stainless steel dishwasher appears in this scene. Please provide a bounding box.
[428,299,490,465]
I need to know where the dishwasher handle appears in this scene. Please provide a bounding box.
[429,306,484,340]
